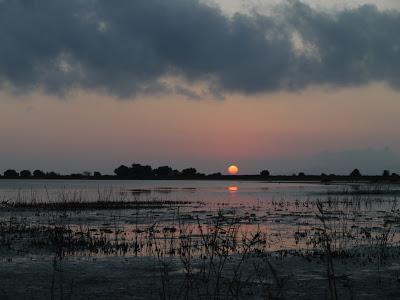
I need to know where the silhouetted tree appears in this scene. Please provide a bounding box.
[4,169,19,178]
[391,173,399,181]
[114,165,130,177]
[93,171,102,178]
[382,170,390,177]
[130,163,153,178]
[208,172,222,177]
[181,168,197,177]
[46,172,60,178]
[33,170,45,178]
[20,170,31,178]
[260,170,270,177]
[298,172,306,177]
[320,173,331,183]
[350,168,361,177]
[154,166,173,178]
[70,173,84,179]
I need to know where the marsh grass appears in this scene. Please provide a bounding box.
[1,185,400,299]
[154,211,293,299]
[2,199,193,210]
[326,184,400,196]
[316,200,339,300]
[0,186,201,212]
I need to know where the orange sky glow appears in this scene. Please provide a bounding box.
[0,83,399,174]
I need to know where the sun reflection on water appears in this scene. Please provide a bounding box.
[228,186,238,192]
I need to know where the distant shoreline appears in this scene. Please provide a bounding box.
[3,164,398,183]
[0,175,398,183]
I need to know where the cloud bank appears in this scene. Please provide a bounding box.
[0,0,400,97]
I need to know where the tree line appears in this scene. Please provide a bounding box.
[0,163,208,179]
[0,164,399,181]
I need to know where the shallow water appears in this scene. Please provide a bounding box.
[1,180,400,299]
[0,179,333,203]
[1,180,400,254]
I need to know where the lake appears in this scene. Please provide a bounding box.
[1,180,400,299]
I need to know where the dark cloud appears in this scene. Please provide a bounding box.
[174,85,202,100]
[0,0,399,98]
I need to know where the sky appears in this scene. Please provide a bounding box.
[0,0,400,175]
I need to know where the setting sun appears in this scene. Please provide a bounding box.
[228,165,239,175]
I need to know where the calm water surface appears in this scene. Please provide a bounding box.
[1,180,399,253]
[0,179,339,204]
